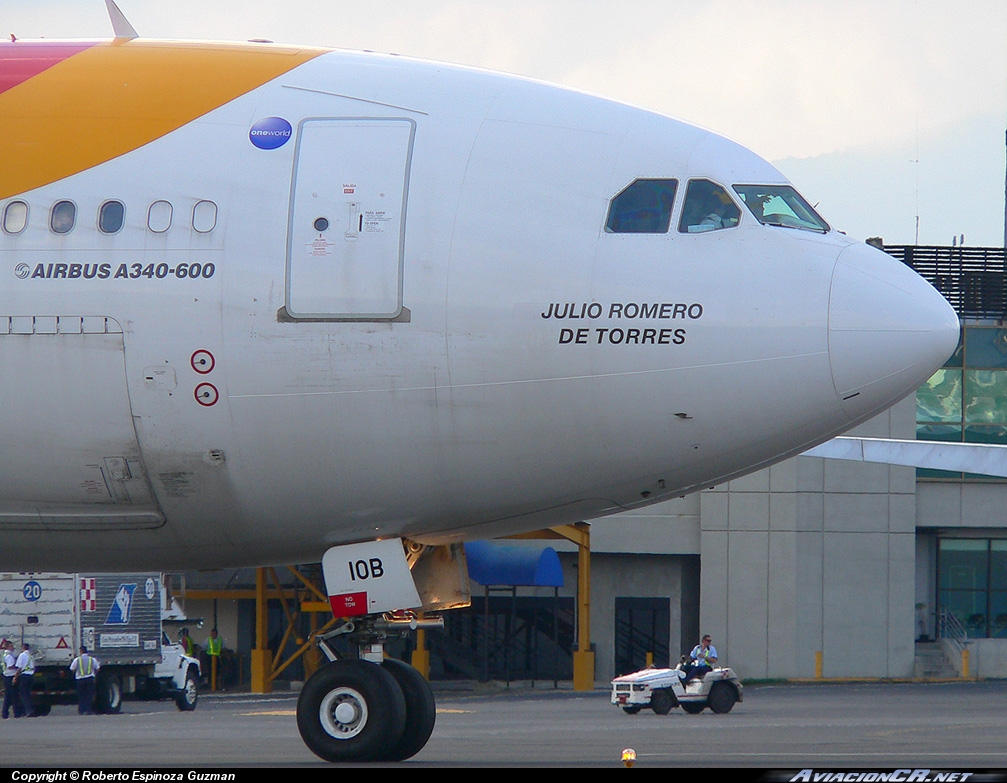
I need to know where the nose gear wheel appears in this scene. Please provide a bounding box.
[319,686,369,739]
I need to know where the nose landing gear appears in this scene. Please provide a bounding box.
[297,537,465,762]
[296,616,441,762]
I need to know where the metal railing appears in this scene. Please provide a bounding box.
[613,618,671,674]
[937,608,977,678]
[431,595,575,683]
[938,607,970,657]
[885,245,1007,319]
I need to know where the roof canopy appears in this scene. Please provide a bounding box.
[464,541,564,587]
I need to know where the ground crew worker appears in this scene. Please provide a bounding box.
[69,645,100,715]
[206,629,222,691]
[13,643,34,717]
[1,640,18,718]
[682,634,719,683]
[180,627,195,657]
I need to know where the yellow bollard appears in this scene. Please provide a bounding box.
[410,628,431,680]
[251,648,273,694]
[573,649,595,691]
[815,650,823,679]
[962,648,970,679]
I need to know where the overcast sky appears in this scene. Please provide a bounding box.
[3,0,1005,245]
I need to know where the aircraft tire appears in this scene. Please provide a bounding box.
[622,705,643,715]
[380,658,437,761]
[681,702,705,714]
[297,659,407,763]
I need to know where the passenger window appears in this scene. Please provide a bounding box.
[192,200,217,233]
[678,180,740,233]
[50,200,76,234]
[148,200,173,233]
[605,179,677,233]
[2,201,28,234]
[98,200,125,234]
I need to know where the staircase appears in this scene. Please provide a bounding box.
[428,595,576,683]
[913,640,956,678]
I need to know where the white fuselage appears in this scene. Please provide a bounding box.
[0,45,958,569]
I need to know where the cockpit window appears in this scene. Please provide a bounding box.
[678,179,740,233]
[605,179,677,233]
[733,184,829,233]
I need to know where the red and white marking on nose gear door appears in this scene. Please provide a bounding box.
[329,592,368,617]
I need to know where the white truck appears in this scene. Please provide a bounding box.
[0,572,200,714]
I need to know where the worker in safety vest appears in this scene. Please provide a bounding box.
[69,645,101,715]
[206,629,222,690]
[682,634,719,683]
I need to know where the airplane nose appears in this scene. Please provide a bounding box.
[828,242,960,418]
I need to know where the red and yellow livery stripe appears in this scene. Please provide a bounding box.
[0,40,323,200]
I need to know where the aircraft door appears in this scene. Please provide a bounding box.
[285,118,415,320]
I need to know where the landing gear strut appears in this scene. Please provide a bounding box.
[296,615,441,762]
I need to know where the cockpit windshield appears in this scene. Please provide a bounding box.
[732,185,829,233]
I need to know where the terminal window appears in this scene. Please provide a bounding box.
[917,326,1007,478]
[938,538,1007,638]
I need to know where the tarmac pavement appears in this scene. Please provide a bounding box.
[2,680,1005,768]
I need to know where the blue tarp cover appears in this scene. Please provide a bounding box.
[464,541,564,587]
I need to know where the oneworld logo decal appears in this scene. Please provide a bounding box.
[249,117,293,150]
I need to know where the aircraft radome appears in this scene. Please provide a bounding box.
[0,1,959,762]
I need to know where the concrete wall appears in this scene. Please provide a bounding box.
[589,494,701,555]
[943,638,1007,678]
[557,552,696,681]
[917,482,1007,529]
[698,398,918,679]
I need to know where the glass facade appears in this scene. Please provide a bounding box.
[938,538,1007,638]
[917,326,1007,477]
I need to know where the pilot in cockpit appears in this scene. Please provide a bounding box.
[681,180,740,232]
[698,201,730,230]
